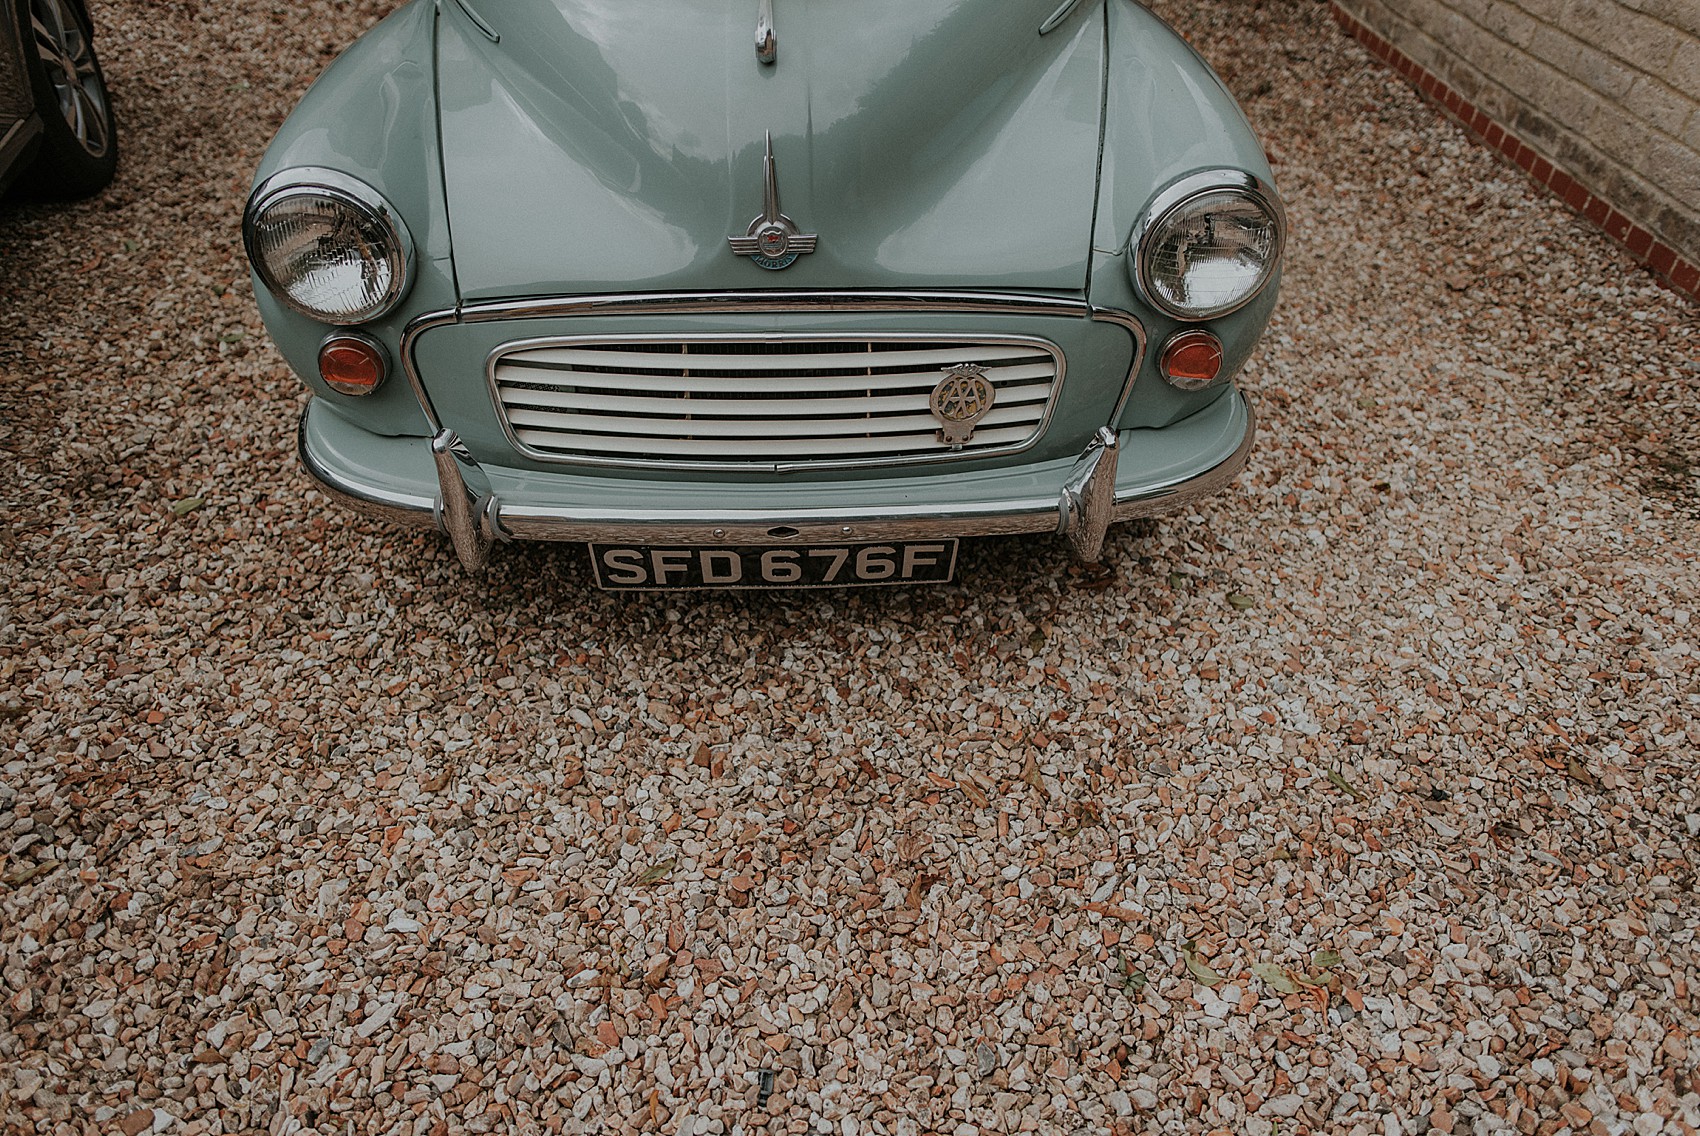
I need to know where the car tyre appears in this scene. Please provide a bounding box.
[16,0,116,199]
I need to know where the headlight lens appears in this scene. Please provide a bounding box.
[1138,178,1282,320]
[243,169,414,324]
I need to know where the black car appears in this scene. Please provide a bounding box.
[1,0,116,198]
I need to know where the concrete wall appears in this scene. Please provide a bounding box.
[1333,0,1700,298]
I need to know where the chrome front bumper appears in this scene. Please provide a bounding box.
[299,395,1255,573]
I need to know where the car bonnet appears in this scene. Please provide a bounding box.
[434,0,1107,301]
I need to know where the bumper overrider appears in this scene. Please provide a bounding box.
[297,291,1257,574]
[299,396,1254,574]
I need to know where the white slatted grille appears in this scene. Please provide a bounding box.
[489,336,1063,469]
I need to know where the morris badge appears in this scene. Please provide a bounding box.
[930,364,997,447]
[729,131,817,270]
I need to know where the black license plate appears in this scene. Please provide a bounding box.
[589,540,958,590]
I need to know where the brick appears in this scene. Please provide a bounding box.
[1509,76,1603,144]
[1479,0,1541,48]
[1670,258,1700,297]
[1585,196,1612,225]
[1621,75,1697,137]
[1671,40,1700,113]
[1395,0,1451,40]
[1647,242,1678,276]
[1561,0,1686,71]
[1617,0,1700,39]
[1644,138,1700,203]
[1447,62,1485,105]
[1488,42,1544,99]
[1587,103,1654,168]
[1532,155,1555,184]
[1625,225,1656,256]
[1599,164,1671,226]
[1564,181,1591,211]
[1513,104,1558,147]
[1567,40,1639,102]
[1475,84,1518,124]
[1448,0,1496,22]
[1547,130,1614,188]
[1649,203,1700,261]
[1526,25,1585,84]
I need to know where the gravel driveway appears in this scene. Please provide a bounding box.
[3,2,1697,1135]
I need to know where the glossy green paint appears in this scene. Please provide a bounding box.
[1090,0,1278,252]
[435,0,1107,299]
[1093,253,1282,432]
[1089,0,1283,431]
[253,0,1282,509]
[248,0,446,437]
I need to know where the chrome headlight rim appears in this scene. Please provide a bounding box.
[242,167,416,325]
[1132,169,1286,322]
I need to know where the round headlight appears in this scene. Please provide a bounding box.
[243,168,414,324]
[1136,172,1283,321]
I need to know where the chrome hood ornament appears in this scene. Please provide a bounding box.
[729,132,817,271]
[755,0,777,64]
[930,364,997,447]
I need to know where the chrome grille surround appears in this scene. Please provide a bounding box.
[486,332,1067,473]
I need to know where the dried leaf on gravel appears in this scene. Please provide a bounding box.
[1251,962,1301,994]
[169,496,205,516]
[1181,941,1222,987]
[1022,752,1048,798]
[1114,955,1148,995]
[1227,592,1255,610]
[2,862,58,886]
[1072,562,1118,589]
[957,779,989,809]
[1325,769,1365,800]
[829,986,856,1018]
[635,859,677,885]
[1059,800,1104,835]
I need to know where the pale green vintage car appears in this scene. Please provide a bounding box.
[244,0,1283,588]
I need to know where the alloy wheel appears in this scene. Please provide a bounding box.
[29,0,111,159]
